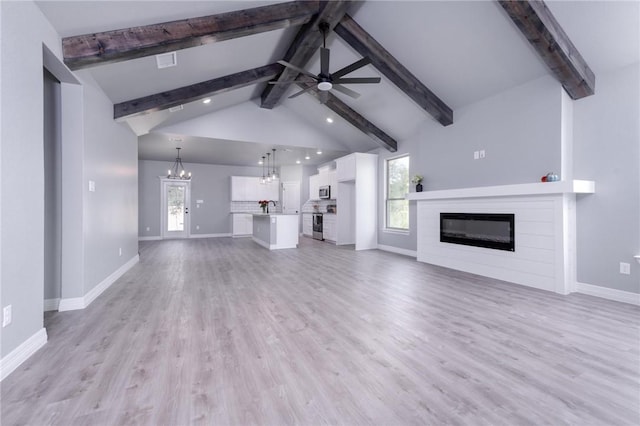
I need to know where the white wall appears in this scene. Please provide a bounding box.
[1,1,139,366]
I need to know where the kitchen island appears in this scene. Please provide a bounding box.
[252,213,299,250]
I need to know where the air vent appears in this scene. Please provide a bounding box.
[156,52,177,69]
[168,105,184,112]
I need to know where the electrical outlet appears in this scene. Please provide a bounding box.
[146,227,150,232]
[88,180,96,192]
[620,262,631,275]
[473,151,479,160]
[3,305,12,327]
[196,225,200,230]
[479,150,486,159]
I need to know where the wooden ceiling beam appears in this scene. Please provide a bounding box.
[260,0,351,109]
[63,1,319,70]
[498,0,595,99]
[334,14,453,126]
[114,63,284,120]
[296,78,398,152]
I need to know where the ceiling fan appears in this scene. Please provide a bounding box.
[269,22,381,104]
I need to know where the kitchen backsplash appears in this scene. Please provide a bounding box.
[230,201,272,213]
[301,199,337,214]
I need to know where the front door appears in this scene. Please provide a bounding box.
[162,180,190,239]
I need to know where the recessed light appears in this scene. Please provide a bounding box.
[258,160,263,165]
[202,98,211,104]
[296,160,301,164]
[169,105,184,112]
[305,155,310,160]
[326,117,333,124]
[170,137,182,142]
[316,149,323,155]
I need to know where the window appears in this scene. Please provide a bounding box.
[386,155,409,230]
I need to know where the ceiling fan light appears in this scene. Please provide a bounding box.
[318,81,332,91]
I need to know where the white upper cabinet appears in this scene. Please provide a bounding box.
[231,176,279,201]
[328,170,338,200]
[309,174,320,200]
[336,154,356,182]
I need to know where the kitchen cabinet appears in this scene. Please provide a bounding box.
[335,153,378,250]
[323,214,336,242]
[328,170,338,200]
[232,213,253,236]
[302,214,313,236]
[231,176,279,201]
[336,154,356,182]
[309,174,320,201]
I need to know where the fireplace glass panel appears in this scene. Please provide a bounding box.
[440,213,515,251]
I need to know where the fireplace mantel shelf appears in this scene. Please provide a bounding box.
[406,180,595,201]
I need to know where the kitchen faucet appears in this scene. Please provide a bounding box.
[267,200,276,213]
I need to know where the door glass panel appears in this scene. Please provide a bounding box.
[167,185,185,231]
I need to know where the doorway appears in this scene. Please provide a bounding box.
[43,68,62,310]
[161,180,191,239]
[282,181,301,214]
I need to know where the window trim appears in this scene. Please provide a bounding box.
[384,154,410,231]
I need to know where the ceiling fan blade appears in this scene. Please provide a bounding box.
[319,90,329,104]
[333,77,381,85]
[277,60,318,80]
[288,85,316,99]
[320,47,330,76]
[332,84,361,99]
[332,57,372,79]
[268,81,299,85]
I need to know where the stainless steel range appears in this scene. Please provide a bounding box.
[312,213,323,240]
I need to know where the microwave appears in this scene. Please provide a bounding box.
[319,185,331,199]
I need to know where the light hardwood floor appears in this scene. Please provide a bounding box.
[1,237,639,425]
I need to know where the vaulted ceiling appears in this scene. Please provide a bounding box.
[36,0,639,167]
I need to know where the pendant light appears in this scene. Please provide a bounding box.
[266,152,272,183]
[271,148,278,180]
[167,147,191,180]
[260,156,266,184]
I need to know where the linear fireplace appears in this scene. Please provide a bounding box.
[440,213,515,252]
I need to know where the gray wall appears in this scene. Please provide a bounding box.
[573,63,640,293]
[377,69,639,294]
[1,0,60,358]
[81,72,139,295]
[139,160,264,237]
[1,1,139,360]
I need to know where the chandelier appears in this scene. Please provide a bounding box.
[167,147,191,180]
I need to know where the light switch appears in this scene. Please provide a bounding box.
[88,180,96,192]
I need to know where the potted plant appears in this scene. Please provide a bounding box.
[411,175,424,192]
[258,200,269,213]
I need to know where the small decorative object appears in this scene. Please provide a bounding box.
[258,200,269,213]
[546,172,559,182]
[411,175,424,192]
[541,175,548,182]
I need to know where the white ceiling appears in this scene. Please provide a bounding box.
[36,0,640,167]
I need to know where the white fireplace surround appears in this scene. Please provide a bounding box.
[407,180,595,295]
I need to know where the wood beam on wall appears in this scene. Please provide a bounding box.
[63,1,319,70]
[260,0,351,109]
[296,78,398,152]
[498,0,595,99]
[334,14,453,126]
[114,63,284,120]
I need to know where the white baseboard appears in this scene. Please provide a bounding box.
[43,298,60,312]
[0,328,47,381]
[59,254,139,312]
[190,233,231,239]
[575,281,640,306]
[377,244,417,258]
[139,236,161,241]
